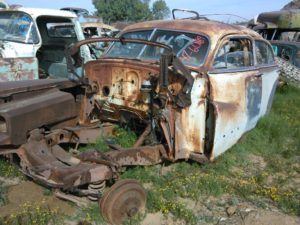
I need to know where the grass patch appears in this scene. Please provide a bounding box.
[122,213,145,225]
[0,183,7,207]
[0,201,63,225]
[79,126,137,153]
[0,158,24,179]
[72,203,106,225]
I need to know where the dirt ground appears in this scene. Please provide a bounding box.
[0,180,75,218]
[139,195,300,225]
[0,173,300,225]
[141,210,300,225]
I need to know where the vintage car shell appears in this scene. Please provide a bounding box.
[81,19,278,159]
[0,17,280,224]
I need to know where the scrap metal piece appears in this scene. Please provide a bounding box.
[100,179,146,225]
[17,130,114,191]
[54,189,89,207]
[133,124,151,148]
[107,144,165,166]
[189,152,209,164]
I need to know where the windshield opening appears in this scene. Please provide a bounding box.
[105,30,153,58]
[0,11,39,44]
[104,29,209,67]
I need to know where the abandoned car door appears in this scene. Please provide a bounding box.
[254,40,279,116]
[208,36,263,158]
[0,11,40,81]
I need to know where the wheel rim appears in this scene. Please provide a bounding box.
[99,179,146,225]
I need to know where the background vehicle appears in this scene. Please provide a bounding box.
[60,7,89,16]
[82,22,119,58]
[251,9,300,67]
[0,7,91,81]
[82,22,119,38]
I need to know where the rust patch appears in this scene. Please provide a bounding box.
[107,145,165,166]
[0,57,38,82]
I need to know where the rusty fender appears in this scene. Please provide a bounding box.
[0,79,81,147]
[0,88,78,145]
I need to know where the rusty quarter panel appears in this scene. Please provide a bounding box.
[208,70,262,158]
[174,78,207,159]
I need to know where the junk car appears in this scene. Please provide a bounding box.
[82,22,119,58]
[0,9,279,225]
[0,7,90,81]
[251,9,300,68]
[82,22,119,38]
[60,7,89,17]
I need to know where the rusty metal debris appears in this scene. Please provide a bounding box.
[0,10,280,224]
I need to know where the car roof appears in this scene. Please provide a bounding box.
[257,9,300,29]
[4,7,78,19]
[122,19,262,42]
[81,22,116,30]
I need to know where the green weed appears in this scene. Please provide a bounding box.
[0,183,7,207]
[112,126,137,148]
[0,201,63,225]
[72,203,106,225]
[79,126,137,153]
[0,158,24,179]
[122,213,145,225]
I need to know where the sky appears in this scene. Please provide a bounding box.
[6,0,291,21]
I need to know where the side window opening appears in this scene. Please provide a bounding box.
[36,16,77,79]
[255,41,275,65]
[213,38,253,69]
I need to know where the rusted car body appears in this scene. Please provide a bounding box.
[0,11,279,224]
[0,7,90,81]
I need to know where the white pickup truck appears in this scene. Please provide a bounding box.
[0,7,90,81]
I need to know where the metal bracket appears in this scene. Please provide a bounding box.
[172,9,208,20]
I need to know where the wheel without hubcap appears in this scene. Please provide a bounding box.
[99,179,146,225]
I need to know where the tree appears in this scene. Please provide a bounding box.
[93,0,170,23]
[152,0,170,20]
[282,0,300,10]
